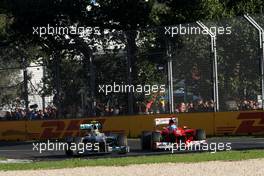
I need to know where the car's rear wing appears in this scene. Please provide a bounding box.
[80,121,102,130]
[154,117,178,128]
[80,124,93,130]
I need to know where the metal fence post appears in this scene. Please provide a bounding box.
[167,42,174,113]
[42,65,46,111]
[22,57,29,110]
[89,53,96,116]
[196,21,219,112]
[262,32,264,110]
[212,36,219,112]
[244,14,264,110]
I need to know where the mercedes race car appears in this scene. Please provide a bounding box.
[141,117,207,151]
[65,121,129,156]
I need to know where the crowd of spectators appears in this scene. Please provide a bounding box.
[174,99,261,113]
[63,102,126,118]
[93,99,261,115]
[0,99,262,120]
[94,103,126,117]
[175,100,215,113]
[239,100,261,111]
[0,106,57,120]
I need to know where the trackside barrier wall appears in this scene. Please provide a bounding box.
[0,111,264,141]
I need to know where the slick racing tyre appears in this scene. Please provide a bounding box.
[117,133,128,146]
[151,131,161,151]
[65,142,74,156]
[141,131,152,150]
[195,129,206,140]
[99,141,107,152]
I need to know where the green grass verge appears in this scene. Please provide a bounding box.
[0,157,6,160]
[1,150,264,171]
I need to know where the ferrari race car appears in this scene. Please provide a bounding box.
[65,121,129,156]
[141,117,207,151]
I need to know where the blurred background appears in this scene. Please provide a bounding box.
[0,0,264,119]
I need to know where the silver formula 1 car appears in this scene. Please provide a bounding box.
[65,121,129,156]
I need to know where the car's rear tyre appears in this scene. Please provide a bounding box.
[141,131,152,150]
[65,142,73,156]
[141,131,161,150]
[99,141,107,152]
[65,149,73,156]
[151,131,161,151]
[195,129,206,140]
[152,132,161,142]
[117,133,127,146]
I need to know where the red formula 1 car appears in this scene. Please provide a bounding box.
[141,117,206,151]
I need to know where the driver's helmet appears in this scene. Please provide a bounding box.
[168,118,177,132]
[169,119,175,125]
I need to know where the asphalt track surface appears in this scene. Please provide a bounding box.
[0,137,263,161]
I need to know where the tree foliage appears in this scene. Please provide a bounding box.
[0,0,264,113]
